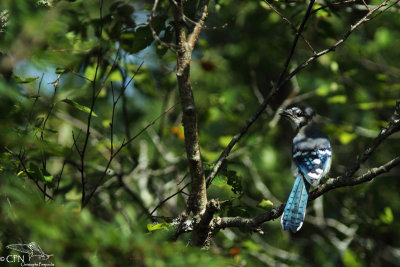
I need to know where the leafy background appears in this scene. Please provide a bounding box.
[0,0,400,266]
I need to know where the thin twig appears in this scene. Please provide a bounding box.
[263,0,315,53]
[118,175,152,219]
[66,67,93,83]
[27,73,44,124]
[117,103,179,156]
[79,0,104,206]
[149,0,177,50]
[55,131,81,196]
[150,182,191,216]
[5,147,54,200]
[276,0,316,86]
[82,102,179,207]
[311,0,356,14]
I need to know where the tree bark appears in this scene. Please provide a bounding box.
[170,0,209,216]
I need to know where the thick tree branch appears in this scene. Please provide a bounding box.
[214,155,400,230]
[215,205,284,230]
[190,199,220,246]
[170,0,209,215]
[311,154,400,200]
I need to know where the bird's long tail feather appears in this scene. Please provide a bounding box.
[281,175,310,233]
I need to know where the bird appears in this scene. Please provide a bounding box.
[6,242,52,261]
[279,106,332,233]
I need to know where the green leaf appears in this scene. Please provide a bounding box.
[242,240,262,252]
[26,163,53,186]
[212,175,227,187]
[338,131,357,145]
[375,28,391,48]
[342,248,363,267]
[327,95,347,104]
[62,99,98,117]
[55,67,69,74]
[313,4,329,19]
[27,162,43,181]
[316,82,339,96]
[42,169,54,184]
[330,61,339,73]
[156,26,173,57]
[379,207,393,224]
[218,136,232,147]
[147,222,172,232]
[358,100,397,110]
[227,170,242,195]
[34,126,58,134]
[121,27,153,54]
[257,199,274,211]
[259,1,270,10]
[13,75,38,83]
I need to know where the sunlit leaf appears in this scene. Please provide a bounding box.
[358,100,397,110]
[257,199,274,211]
[13,75,38,83]
[171,125,184,140]
[342,248,362,267]
[212,175,227,187]
[327,95,346,104]
[313,4,329,19]
[55,67,69,74]
[42,169,54,184]
[330,61,339,73]
[379,207,393,224]
[338,131,357,145]
[227,170,242,195]
[62,99,98,117]
[27,162,43,181]
[218,136,232,147]
[375,27,391,48]
[147,222,172,232]
[259,1,269,10]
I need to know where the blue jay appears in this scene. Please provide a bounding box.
[280,106,332,233]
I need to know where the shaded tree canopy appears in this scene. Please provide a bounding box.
[1,0,400,266]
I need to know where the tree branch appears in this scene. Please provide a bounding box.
[149,0,177,50]
[215,155,400,230]
[263,0,315,54]
[311,154,400,200]
[190,199,220,246]
[170,0,209,215]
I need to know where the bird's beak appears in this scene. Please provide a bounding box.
[279,108,291,117]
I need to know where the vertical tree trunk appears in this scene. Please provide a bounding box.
[170,0,209,216]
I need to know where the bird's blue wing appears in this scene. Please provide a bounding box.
[293,147,331,186]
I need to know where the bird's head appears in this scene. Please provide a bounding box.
[279,106,315,130]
